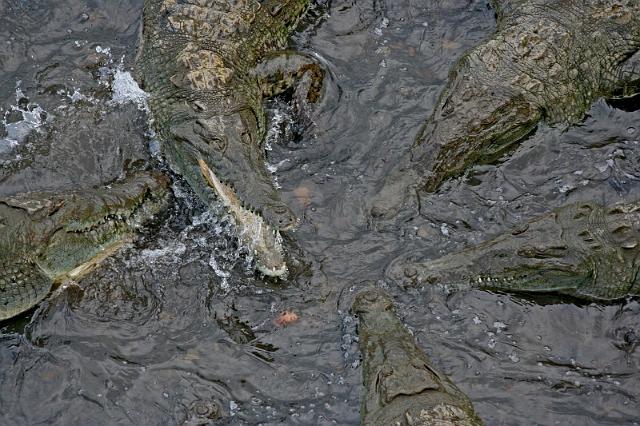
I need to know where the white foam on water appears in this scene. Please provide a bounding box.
[229,400,239,416]
[264,107,290,189]
[1,45,146,157]
[493,321,508,333]
[208,255,231,291]
[55,86,99,105]
[141,241,187,260]
[110,68,149,110]
[1,85,51,154]
[82,45,150,110]
[264,109,285,152]
[373,16,389,36]
[264,101,301,189]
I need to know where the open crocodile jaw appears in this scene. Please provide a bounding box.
[198,159,287,277]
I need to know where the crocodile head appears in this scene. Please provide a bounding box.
[351,289,484,425]
[165,105,293,276]
[386,247,592,297]
[198,159,287,276]
[386,201,640,300]
[0,172,170,320]
[412,58,543,193]
[139,0,318,276]
[33,172,171,278]
[369,86,541,220]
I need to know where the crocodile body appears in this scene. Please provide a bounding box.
[352,289,483,425]
[371,0,640,217]
[0,172,169,320]
[387,200,640,300]
[137,0,322,276]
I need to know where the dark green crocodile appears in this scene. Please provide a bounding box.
[352,288,483,425]
[137,0,323,276]
[371,0,640,218]
[387,200,640,301]
[0,171,170,320]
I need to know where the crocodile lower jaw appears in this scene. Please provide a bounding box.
[66,239,130,281]
[198,159,287,277]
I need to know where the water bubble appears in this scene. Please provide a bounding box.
[229,400,239,416]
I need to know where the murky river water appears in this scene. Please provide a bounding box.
[1,1,639,424]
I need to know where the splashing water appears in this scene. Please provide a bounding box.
[0,85,50,154]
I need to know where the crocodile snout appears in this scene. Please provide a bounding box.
[263,204,298,231]
[352,288,395,314]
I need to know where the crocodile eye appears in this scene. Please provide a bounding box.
[263,204,297,230]
[192,100,207,112]
[270,4,283,16]
[194,119,228,152]
[240,130,253,145]
[441,98,454,116]
[209,137,227,151]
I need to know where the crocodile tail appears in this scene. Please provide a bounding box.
[0,257,52,321]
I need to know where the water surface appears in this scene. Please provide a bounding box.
[1,1,639,424]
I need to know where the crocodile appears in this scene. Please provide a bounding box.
[0,171,169,320]
[352,288,483,425]
[371,0,640,218]
[137,0,324,276]
[387,200,640,301]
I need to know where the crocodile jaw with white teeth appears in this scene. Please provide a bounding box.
[198,160,287,277]
[0,172,170,320]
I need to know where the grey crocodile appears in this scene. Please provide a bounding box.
[137,0,323,276]
[352,288,483,425]
[371,0,640,218]
[387,200,640,300]
[0,171,170,320]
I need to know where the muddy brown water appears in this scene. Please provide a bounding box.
[1,1,639,424]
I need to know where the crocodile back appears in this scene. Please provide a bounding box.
[0,257,52,321]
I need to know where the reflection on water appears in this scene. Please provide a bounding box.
[1,0,639,424]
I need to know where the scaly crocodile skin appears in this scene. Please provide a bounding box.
[387,200,640,300]
[371,0,640,218]
[0,172,169,320]
[137,0,323,275]
[352,289,483,425]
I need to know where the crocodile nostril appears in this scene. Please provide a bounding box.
[262,204,297,230]
[272,206,297,229]
[404,265,417,278]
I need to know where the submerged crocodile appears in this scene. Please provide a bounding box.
[137,0,323,276]
[387,200,640,300]
[0,172,169,320]
[352,288,483,425]
[371,0,640,218]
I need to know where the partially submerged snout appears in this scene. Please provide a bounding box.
[351,288,395,315]
[198,159,287,276]
[351,288,484,425]
[167,108,296,276]
[386,249,475,289]
[0,171,170,320]
[387,249,590,296]
[262,204,297,232]
[170,110,300,233]
[384,201,625,299]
